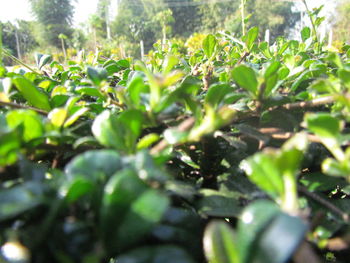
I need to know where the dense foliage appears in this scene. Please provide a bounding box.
[1,5,350,263]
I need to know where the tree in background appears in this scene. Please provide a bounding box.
[245,0,299,41]
[96,0,112,39]
[196,0,239,33]
[167,0,201,38]
[0,21,38,62]
[333,0,350,43]
[29,0,74,47]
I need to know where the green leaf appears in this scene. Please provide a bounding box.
[245,27,259,51]
[338,69,350,89]
[100,169,169,254]
[238,201,280,263]
[250,213,307,263]
[75,86,104,99]
[264,61,281,78]
[203,221,239,263]
[196,189,241,218]
[92,110,144,153]
[205,83,234,108]
[64,150,123,182]
[162,55,179,74]
[127,74,148,107]
[0,130,21,167]
[12,76,51,111]
[115,245,195,263]
[240,153,284,200]
[0,182,43,221]
[62,177,95,203]
[301,27,311,42]
[35,53,52,70]
[48,108,68,128]
[6,110,44,142]
[232,65,258,96]
[87,67,108,86]
[137,133,160,150]
[306,113,341,138]
[116,189,170,250]
[203,34,217,59]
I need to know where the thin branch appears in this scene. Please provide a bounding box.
[0,100,48,115]
[268,95,345,112]
[298,185,349,222]
[237,51,250,65]
[1,48,40,74]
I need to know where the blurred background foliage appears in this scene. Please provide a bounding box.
[0,0,347,64]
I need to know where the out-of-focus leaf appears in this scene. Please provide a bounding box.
[48,108,68,128]
[115,245,195,263]
[197,189,241,218]
[203,221,239,263]
[237,200,280,263]
[250,213,307,263]
[205,83,234,108]
[92,110,144,153]
[64,150,122,182]
[100,169,169,254]
[0,130,21,167]
[0,182,43,221]
[87,67,108,86]
[6,110,44,142]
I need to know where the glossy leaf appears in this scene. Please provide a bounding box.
[12,76,51,111]
[240,153,284,200]
[232,65,258,96]
[250,213,307,263]
[238,201,280,263]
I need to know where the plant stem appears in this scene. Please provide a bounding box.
[302,0,319,44]
[0,100,48,115]
[1,48,40,74]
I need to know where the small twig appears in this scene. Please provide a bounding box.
[150,117,195,155]
[0,100,48,115]
[109,99,125,109]
[268,95,350,112]
[258,128,322,143]
[237,51,250,65]
[1,47,40,74]
[298,185,349,222]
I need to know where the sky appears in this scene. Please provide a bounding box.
[0,0,109,25]
[0,0,336,26]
